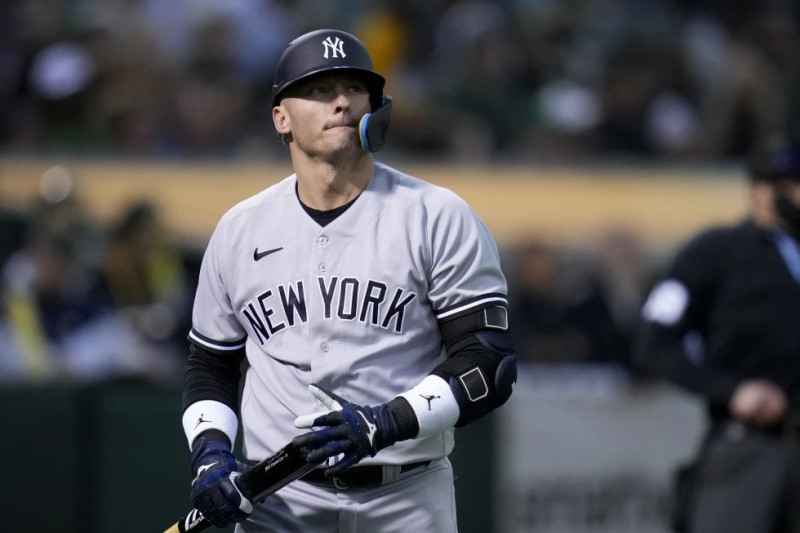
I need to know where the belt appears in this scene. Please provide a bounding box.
[301,461,430,490]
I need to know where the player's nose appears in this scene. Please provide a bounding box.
[332,90,350,113]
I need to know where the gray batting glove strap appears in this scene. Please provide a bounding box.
[292,385,401,477]
[190,433,253,527]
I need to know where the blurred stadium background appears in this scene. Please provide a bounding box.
[0,1,797,532]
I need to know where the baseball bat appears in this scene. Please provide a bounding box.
[163,441,319,533]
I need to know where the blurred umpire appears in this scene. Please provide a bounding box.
[635,135,800,533]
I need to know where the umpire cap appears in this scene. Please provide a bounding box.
[748,135,800,182]
[271,29,385,110]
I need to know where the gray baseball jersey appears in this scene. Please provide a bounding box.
[189,161,507,465]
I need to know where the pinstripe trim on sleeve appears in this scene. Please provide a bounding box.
[188,328,247,352]
[434,293,508,320]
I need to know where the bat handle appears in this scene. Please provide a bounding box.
[163,508,211,533]
[164,441,312,532]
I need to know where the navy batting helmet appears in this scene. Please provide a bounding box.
[271,29,385,110]
[271,29,392,152]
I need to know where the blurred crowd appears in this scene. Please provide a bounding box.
[1,0,799,162]
[505,225,661,371]
[0,0,792,385]
[0,169,197,384]
[0,166,661,385]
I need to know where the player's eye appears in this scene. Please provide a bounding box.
[308,85,330,95]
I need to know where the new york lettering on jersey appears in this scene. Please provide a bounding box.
[241,276,417,343]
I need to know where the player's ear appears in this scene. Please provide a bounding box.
[273,105,291,135]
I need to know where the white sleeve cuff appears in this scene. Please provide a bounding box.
[399,375,460,438]
[182,400,239,450]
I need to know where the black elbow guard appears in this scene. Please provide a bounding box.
[433,327,518,427]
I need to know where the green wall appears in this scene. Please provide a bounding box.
[0,382,494,533]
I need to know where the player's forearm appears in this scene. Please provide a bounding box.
[182,343,244,449]
[182,399,240,450]
[395,330,517,439]
[396,375,461,438]
[384,397,420,440]
[182,342,244,409]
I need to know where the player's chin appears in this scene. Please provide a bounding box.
[324,135,363,156]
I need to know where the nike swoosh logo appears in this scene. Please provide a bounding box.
[254,247,283,261]
[357,411,377,448]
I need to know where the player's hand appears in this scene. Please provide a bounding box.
[729,379,787,427]
[190,433,253,527]
[292,384,399,477]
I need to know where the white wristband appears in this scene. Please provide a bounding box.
[182,400,238,450]
[399,375,460,438]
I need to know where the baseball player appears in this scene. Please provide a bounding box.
[181,29,517,532]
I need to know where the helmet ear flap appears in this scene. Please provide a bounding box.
[359,96,392,153]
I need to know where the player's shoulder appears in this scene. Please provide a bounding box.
[375,161,469,211]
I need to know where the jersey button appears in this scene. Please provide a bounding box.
[318,236,328,246]
[318,263,327,272]
[320,342,329,352]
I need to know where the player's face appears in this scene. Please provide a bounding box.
[274,72,372,160]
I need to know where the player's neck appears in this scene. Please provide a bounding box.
[293,153,374,211]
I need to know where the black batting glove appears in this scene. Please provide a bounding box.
[292,385,400,477]
[190,430,253,527]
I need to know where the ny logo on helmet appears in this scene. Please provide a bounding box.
[322,36,346,59]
